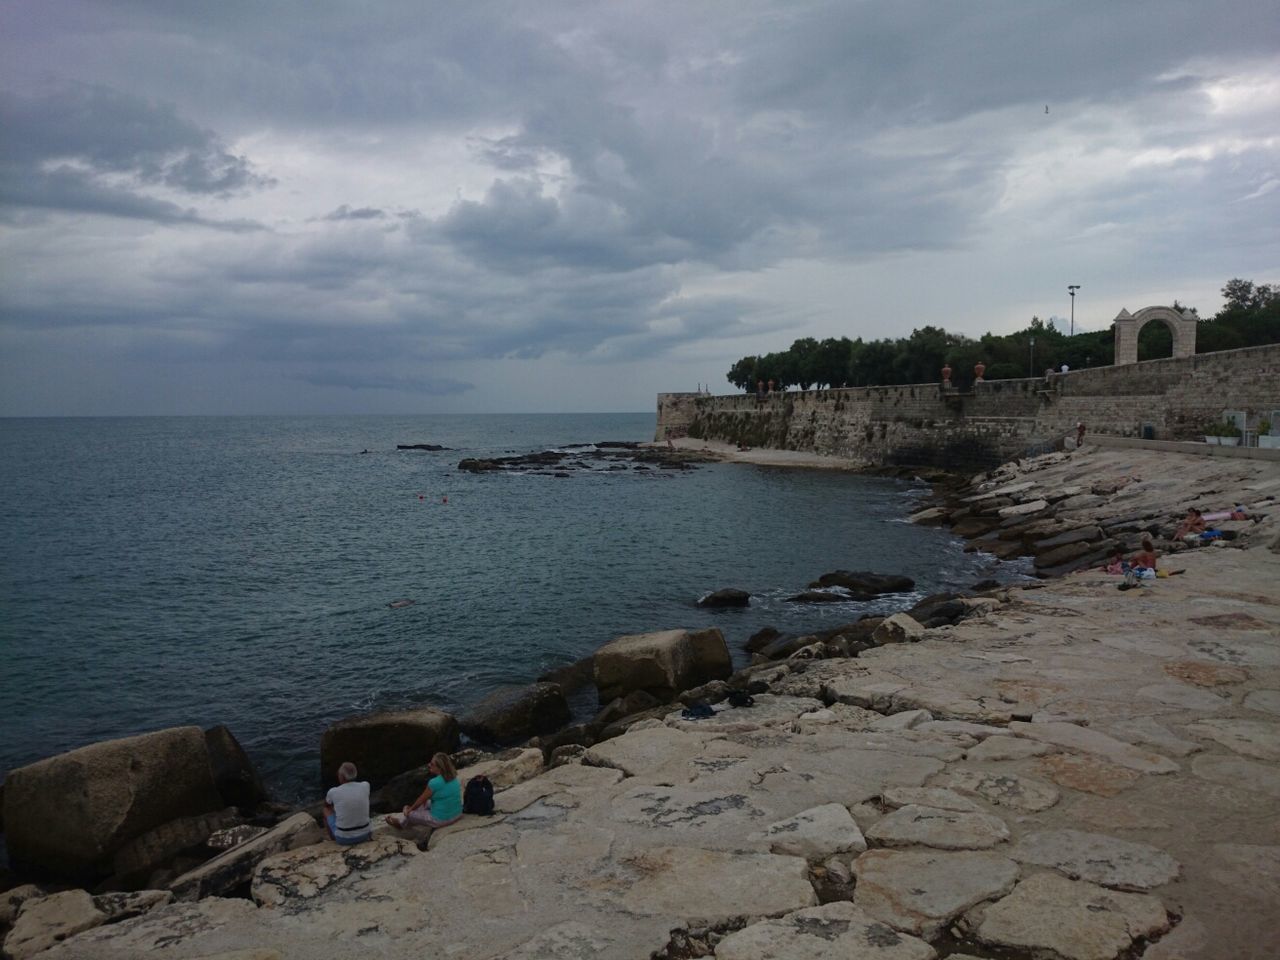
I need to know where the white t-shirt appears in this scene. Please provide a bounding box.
[325,780,371,838]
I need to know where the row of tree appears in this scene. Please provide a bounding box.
[726,279,1280,392]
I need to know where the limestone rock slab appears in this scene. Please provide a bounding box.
[865,804,1009,850]
[0,885,45,927]
[869,709,932,731]
[91,889,172,923]
[1136,682,1229,712]
[1191,754,1280,798]
[610,783,767,840]
[943,769,1060,813]
[3,890,106,960]
[666,695,824,734]
[501,920,640,959]
[1103,717,1201,758]
[853,849,1019,938]
[169,812,325,901]
[916,720,1007,740]
[964,736,1051,762]
[757,803,867,860]
[716,901,935,960]
[1009,721,1180,774]
[828,678,908,711]
[251,835,416,907]
[34,897,260,959]
[1037,753,1141,797]
[495,761,623,813]
[999,498,1049,517]
[598,845,816,918]
[881,787,977,812]
[459,747,545,791]
[1186,718,1280,762]
[1243,689,1280,716]
[1010,829,1179,890]
[582,725,712,781]
[969,872,1170,960]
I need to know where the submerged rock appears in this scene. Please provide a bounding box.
[697,588,751,608]
[807,570,915,595]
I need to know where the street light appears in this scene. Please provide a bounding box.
[1029,336,1036,378]
[1068,284,1081,336]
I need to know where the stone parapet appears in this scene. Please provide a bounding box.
[658,343,1280,468]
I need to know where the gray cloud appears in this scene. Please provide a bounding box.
[0,1,1277,415]
[299,369,473,396]
[321,205,388,221]
[0,83,273,232]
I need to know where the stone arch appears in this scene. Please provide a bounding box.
[1112,305,1198,365]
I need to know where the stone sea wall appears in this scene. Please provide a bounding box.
[657,342,1280,469]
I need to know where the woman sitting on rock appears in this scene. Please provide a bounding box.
[1174,508,1206,541]
[1131,538,1158,577]
[387,752,463,834]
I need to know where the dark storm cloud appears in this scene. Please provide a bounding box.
[0,83,272,228]
[0,0,1277,415]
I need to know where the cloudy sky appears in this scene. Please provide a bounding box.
[2,1,1277,416]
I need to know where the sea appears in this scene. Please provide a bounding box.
[0,413,1027,804]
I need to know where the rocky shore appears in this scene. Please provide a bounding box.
[3,444,1278,959]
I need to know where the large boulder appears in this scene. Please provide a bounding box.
[2,727,223,882]
[594,628,732,704]
[807,570,916,596]
[319,708,459,788]
[203,726,266,810]
[458,683,571,745]
[872,613,926,645]
[537,655,595,694]
[111,807,241,885]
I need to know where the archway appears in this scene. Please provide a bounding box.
[1112,306,1197,365]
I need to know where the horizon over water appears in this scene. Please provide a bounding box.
[0,413,1027,803]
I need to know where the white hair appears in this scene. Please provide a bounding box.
[338,761,358,782]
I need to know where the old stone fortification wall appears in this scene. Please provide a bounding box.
[657,343,1280,470]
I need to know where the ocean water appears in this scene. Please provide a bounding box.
[0,414,1022,802]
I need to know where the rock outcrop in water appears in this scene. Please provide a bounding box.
[458,442,714,475]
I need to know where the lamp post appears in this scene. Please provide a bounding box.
[1029,336,1036,378]
[1068,284,1081,336]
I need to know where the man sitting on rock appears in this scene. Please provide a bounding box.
[324,761,372,845]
